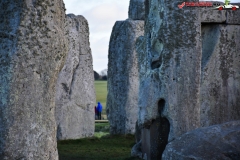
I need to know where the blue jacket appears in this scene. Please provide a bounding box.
[97,102,102,112]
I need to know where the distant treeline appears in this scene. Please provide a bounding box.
[94,70,107,80]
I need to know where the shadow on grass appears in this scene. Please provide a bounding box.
[95,122,110,132]
[58,134,141,160]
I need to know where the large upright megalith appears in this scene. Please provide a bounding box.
[107,0,145,135]
[55,14,96,140]
[132,0,240,159]
[200,22,240,127]
[137,3,202,158]
[107,20,144,135]
[0,0,67,159]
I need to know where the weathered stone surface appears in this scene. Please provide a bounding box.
[134,0,240,159]
[138,3,202,157]
[226,9,240,24]
[55,14,95,140]
[200,7,240,24]
[107,20,144,135]
[162,120,240,160]
[131,140,142,158]
[200,9,226,23]
[0,0,67,159]
[200,24,240,127]
[128,0,145,20]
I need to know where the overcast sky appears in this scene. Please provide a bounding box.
[63,0,129,73]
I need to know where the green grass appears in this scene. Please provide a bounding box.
[58,84,141,160]
[94,81,108,118]
[94,122,110,138]
[95,122,110,133]
[58,122,140,160]
[58,135,140,160]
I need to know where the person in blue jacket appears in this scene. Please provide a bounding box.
[97,102,102,120]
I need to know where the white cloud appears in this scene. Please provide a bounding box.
[91,37,109,54]
[91,36,109,73]
[93,59,108,74]
[83,3,127,34]
[63,0,129,73]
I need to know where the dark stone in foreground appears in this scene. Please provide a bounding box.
[162,120,240,160]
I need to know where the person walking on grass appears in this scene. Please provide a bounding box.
[97,102,102,120]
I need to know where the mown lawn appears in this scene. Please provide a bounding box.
[58,83,140,160]
[58,135,139,160]
[58,123,140,160]
[94,81,107,118]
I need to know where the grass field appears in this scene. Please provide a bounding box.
[58,123,140,160]
[58,135,140,160]
[57,81,140,159]
[94,81,108,118]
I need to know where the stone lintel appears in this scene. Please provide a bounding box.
[200,8,240,24]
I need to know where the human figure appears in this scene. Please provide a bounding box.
[94,106,98,120]
[97,102,102,120]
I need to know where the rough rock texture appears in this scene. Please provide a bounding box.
[55,14,95,140]
[0,0,67,159]
[200,24,240,127]
[107,20,144,134]
[162,120,240,160]
[132,0,240,159]
[136,1,202,158]
[131,140,142,158]
[128,0,145,20]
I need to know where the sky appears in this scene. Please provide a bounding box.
[63,0,129,73]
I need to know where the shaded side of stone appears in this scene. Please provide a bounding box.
[107,20,144,135]
[162,120,240,160]
[200,24,240,127]
[55,14,95,140]
[128,0,145,20]
[0,0,67,159]
[140,99,170,160]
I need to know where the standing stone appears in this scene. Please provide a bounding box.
[128,0,146,20]
[107,20,144,134]
[107,0,145,135]
[133,0,240,159]
[200,23,240,127]
[0,0,67,159]
[137,1,202,158]
[55,14,95,140]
